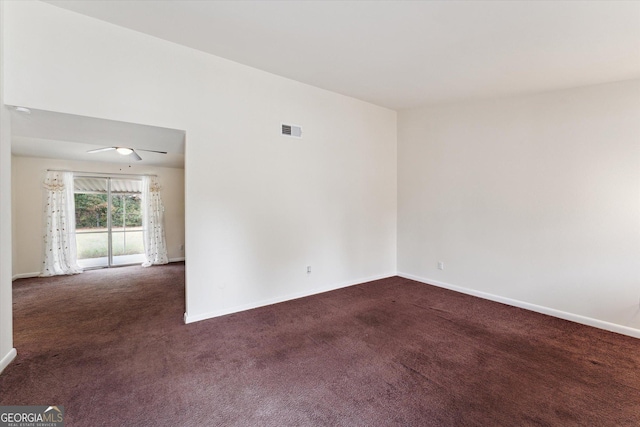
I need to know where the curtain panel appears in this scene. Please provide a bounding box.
[142,176,169,267]
[41,171,82,276]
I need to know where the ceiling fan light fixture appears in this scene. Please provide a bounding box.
[116,147,133,155]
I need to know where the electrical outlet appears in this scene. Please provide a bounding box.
[437,261,444,270]
[307,266,311,274]
[179,244,184,251]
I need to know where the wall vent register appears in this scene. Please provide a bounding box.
[281,123,302,138]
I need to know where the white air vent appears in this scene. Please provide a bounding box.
[281,123,302,138]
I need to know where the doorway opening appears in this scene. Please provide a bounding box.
[74,175,146,269]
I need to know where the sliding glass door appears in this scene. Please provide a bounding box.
[110,179,144,266]
[74,176,145,269]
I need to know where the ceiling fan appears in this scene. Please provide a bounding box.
[87,146,167,161]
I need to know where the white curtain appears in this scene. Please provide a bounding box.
[141,176,168,267]
[41,171,82,277]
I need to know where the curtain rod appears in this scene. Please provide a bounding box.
[47,169,157,178]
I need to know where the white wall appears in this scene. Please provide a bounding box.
[3,2,397,322]
[0,0,17,373]
[398,79,640,336]
[11,156,185,278]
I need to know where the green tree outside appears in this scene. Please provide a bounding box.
[74,193,142,229]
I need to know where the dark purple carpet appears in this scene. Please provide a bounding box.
[2,263,640,426]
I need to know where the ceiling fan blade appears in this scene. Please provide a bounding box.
[129,150,143,161]
[87,147,116,154]
[136,149,168,154]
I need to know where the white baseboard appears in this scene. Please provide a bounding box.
[184,272,396,324]
[398,272,640,339]
[12,260,184,281]
[0,348,17,374]
[12,272,40,281]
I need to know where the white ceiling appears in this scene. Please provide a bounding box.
[45,0,640,110]
[11,108,185,168]
[11,1,640,166]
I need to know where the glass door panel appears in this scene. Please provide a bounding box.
[110,189,145,266]
[74,177,144,269]
[74,180,110,269]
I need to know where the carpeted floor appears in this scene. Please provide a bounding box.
[1,263,640,426]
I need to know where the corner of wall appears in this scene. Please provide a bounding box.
[0,0,16,373]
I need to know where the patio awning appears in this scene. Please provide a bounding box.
[74,177,142,194]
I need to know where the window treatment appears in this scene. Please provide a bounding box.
[41,171,82,276]
[141,176,168,267]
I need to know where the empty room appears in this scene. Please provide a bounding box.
[0,1,639,426]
